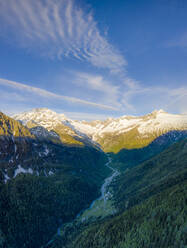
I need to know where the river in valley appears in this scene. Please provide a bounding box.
[74,155,120,223]
[45,156,120,246]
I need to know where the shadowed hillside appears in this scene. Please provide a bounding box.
[55,139,187,248]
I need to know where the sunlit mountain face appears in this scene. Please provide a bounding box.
[14,108,187,152]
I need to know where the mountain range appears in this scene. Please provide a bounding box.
[0,108,186,183]
[14,108,187,152]
[0,108,187,248]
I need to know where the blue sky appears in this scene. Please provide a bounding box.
[0,0,187,120]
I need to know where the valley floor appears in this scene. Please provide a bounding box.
[76,157,120,222]
[45,156,120,247]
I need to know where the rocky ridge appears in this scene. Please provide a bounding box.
[14,108,187,153]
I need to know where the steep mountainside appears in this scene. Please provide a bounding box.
[112,139,187,212]
[69,182,187,248]
[0,111,109,188]
[61,139,187,248]
[111,130,187,171]
[14,108,84,146]
[0,112,36,182]
[0,111,110,248]
[0,112,33,137]
[14,108,187,153]
[70,110,187,153]
[1,110,187,248]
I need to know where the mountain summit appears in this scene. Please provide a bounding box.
[14,108,187,153]
[14,108,83,145]
[13,108,67,128]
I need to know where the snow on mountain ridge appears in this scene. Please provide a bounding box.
[13,108,68,130]
[13,108,187,141]
[68,110,186,139]
[138,111,187,135]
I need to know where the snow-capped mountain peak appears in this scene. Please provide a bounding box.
[13,108,68,129]
[13,108,187,152]
[13,108,86,146]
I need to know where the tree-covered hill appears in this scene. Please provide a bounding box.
[112,138,187,211]
[111,130,187,171]
[61,139,187,248]
[0,112,110,248]
[70,181,187,248]
[0,111,186,248]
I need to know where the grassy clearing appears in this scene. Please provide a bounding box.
[78,194,115,221]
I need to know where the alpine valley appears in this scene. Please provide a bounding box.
[0,108,187,248]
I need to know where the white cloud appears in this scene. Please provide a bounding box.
[0,0,126,72]
[122,84,187,114]
[56,83,187,118]
[73,72,121,108]
[63,111,112,121]
[0,0,141,113]
[1,0,186,116]
[1,77,186,117]
[68,71,187,114]
[0,78,117,111]
[164,87,187,113]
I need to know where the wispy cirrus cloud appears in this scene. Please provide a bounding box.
[0,0,126,72]
[68,71,187,114]
[0,78,117,111]
[124,85,187,115]
[0,0,141,111]
[1,76,186,118]
[73,72,122,108]
[63,111,113,121]
[1,0,186,116]
[164,87,187,113]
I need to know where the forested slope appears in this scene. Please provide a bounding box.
[111,130,187,171]
[0,113,110,248]
[63,139,187,248]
